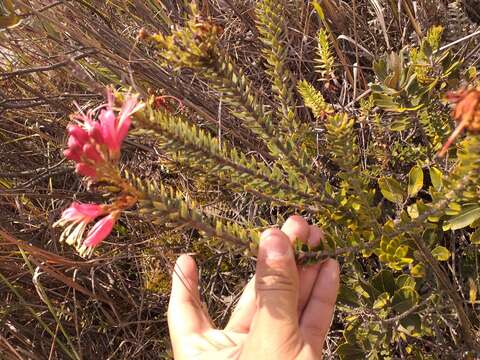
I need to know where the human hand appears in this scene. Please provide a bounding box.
[167,215,340,359]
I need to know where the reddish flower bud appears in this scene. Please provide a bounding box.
[67,135,83,149]
[83,144,103,163]
[99,109,119,152]
[67,125,89,145]
[87,121,105,144]
[76,163,97,178]
[63,148,81,162]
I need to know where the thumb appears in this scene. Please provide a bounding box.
[249,229,300,346]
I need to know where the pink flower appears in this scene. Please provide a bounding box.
[67,125,89,145]
[97,92,142,158]
[63,202,104,219]
[54,202,104,246]
[83,144,103,163]
[83,213,117,248]
[63,88,144,179]
[64,148,81,162]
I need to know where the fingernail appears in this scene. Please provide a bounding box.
[259,234,291,260]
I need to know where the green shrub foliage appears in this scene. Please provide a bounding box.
[109,3,480,357]
[50,1,480,357]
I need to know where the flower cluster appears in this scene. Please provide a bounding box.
[55,89,143,256]
[64,89,143,179]
[54,202,119,256]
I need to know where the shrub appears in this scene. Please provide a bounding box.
[2,0,480,358]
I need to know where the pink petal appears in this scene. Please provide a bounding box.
[116,116,131,144]
[83,214,116,247]
[83,144,103,163]
[118,97,138,126]
[67,135,82,149]
[68,125,89,145]
[75,163,97,178]
[99,109,119,152]
[87,122,105,144]
[64,148,81,162]
[61,206,81,221]
[72,202,104,218]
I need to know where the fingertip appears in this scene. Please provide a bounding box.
[174,254,197,277]
[171,254,199,301]
[323,259,340,281]
[259,228,293,261]
[307,225,324,247]
[168,254,212,340]
[281,215,310,244]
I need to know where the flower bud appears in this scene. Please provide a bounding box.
[67,125,89,145]
[76,163,97,178]
[83,144,103,163]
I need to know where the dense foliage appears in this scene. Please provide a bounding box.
[2,0,480,358]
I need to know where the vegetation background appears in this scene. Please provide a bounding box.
[1,0,480,358]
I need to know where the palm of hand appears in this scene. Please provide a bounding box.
[168,216,340,359]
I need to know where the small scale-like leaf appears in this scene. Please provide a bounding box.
[407,165,423,197]
[431,246,450,261]
[378,177,405,204]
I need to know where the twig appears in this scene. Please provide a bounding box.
[382,295,432,324]
[0,51,96,79]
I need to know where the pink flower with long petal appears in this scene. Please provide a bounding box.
[83,213,117,248]
[54,202,104,246]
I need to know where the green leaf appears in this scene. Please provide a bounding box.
[431,246,450,261]
[410,264,426,278]
[372,270,396,296]
[336,343,365,359]
[429,167,443,191]
[471,229,480,245]
[408,165,423,197]
[392,287,419,313]
[407,203,419,219]
[378,177,405,204]
[337,284,360,307]
[400,313,422,336]
[447,206,480,230]
[373,292,390,309]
